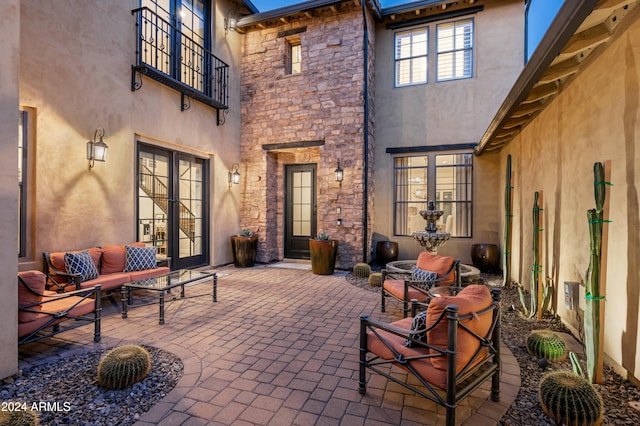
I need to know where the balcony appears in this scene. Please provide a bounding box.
[131,7,229,124]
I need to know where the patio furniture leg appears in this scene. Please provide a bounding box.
[159,290,165,325]
[121,286,128,319]
[358,314,368,394]
[381,287,386,312]
[213,273,217,302]
[94,287,102,342]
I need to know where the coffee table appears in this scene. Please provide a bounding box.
[121,269,217,324]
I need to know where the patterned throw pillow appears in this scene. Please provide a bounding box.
[123,245,157,272]
[64,250,99,282]
[411,266,437,289]
[405,311,427,347]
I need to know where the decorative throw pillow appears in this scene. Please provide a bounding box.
[411,266,437,289]
[64,250,99,282]
[405,310,427,347]
[123,245,157,272]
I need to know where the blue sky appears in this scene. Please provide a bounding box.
[251,0,413,13]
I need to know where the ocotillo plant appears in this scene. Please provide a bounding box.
[585,161,608,383]
[502,154,513,288]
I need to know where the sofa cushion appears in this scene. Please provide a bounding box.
[123,245,157,272]
[18,271,46,323]
[18,294,96,338]
[127,266,170,282]
[77,273,131,291]
[411,266,437,289]
[50,247,102,273]
[426,284,493,372]
[101,242,145,274]
[64,250,99,282]
[416,252,456,284]
[383,279,429,303]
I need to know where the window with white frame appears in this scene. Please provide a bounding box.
[394,28,428,87]
[288,39,302,75]
[393,153,472,237]
[437,19,474,81]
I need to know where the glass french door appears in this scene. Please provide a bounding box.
[137,144,209,269]
[285,164,317,258]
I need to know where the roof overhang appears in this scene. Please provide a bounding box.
[476,0,640,155]
[237,0,383,30]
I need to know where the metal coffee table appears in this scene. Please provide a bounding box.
[121,269,217,324]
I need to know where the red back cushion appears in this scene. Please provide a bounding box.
[101,242,145,274]
[18,270,46,323]
[426,284,493,372]
[50,247,102,273]
[416,251,456,284]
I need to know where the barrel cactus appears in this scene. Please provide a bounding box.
[368,272,383,287]
[0,409,39,426]
[97,345,151,390]
[527,329,568,362]
[539,371,603,425]
[353,263,371,278]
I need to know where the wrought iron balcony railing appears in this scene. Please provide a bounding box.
[131,7,229,124]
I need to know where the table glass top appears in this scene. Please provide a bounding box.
[124,269,215,291]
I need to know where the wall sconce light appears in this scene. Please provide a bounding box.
[224,10,238,34]
[334,159,344,183]
[86,127,108,169]
[228,163,240,187]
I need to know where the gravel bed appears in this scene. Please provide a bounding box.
[347,271,640,425]
[1,345,183,426]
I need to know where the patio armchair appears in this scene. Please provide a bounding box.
[359,285,501,426]
[381,251,461,317]
[18,270,101,345]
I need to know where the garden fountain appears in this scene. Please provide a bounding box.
[412,200,450,253]
[386,200,481,282]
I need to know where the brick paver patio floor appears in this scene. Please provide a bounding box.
[18,265,520,425]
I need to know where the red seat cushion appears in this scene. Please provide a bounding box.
[382,279,429,303]
[416,251,456,284]
[101,242,145,274]
[18,295,96,337]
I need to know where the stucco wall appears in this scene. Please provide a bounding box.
[500,16,640,382]
[373,0,523,264]
[18,0,243,270]
[0,0,20,379]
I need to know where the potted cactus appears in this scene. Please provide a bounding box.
[309,233,338,275]
[230,229,258,268]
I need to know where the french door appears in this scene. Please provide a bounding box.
[137,144,209,269]
[285,164,317,258]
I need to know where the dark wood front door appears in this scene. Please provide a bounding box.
[285,164,317,259]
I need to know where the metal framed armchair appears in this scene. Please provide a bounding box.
[360,285,501,426]
[18,270,102,345]
[381,251,461,317]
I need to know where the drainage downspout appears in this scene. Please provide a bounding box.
[360,0,370,263]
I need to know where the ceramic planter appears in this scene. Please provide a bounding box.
[309,239,338,275]
[230,235,258,267]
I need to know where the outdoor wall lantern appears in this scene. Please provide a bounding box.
[228,163,240,187]
[334,160,344,183]
[86,127,108,169]
[224,10,238,34]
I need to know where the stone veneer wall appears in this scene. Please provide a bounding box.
[240,2,375,269]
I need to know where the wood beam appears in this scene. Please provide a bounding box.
[511,101,545,118]
[522,82,559,103]
[538,58,581,84]
[594,0,633,10]
[563,22,611,55]
[304,11,312,18]
[502,115,532,130]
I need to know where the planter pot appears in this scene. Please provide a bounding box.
[376,241,399,266]
[471,243,500,273]
[309,239,338,275]
[231,235,258,267]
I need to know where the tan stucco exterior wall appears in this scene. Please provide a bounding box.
[373,0,523,264]
[18,0,243,273]
[499,15,640,382]
[0,0,20,379]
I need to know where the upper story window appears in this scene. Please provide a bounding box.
[394,28,428,87]
[394,18,475,87]
[393,153,473,237]
[133,0,230,115]
[287,38,302,75]
[436,19,474,81]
